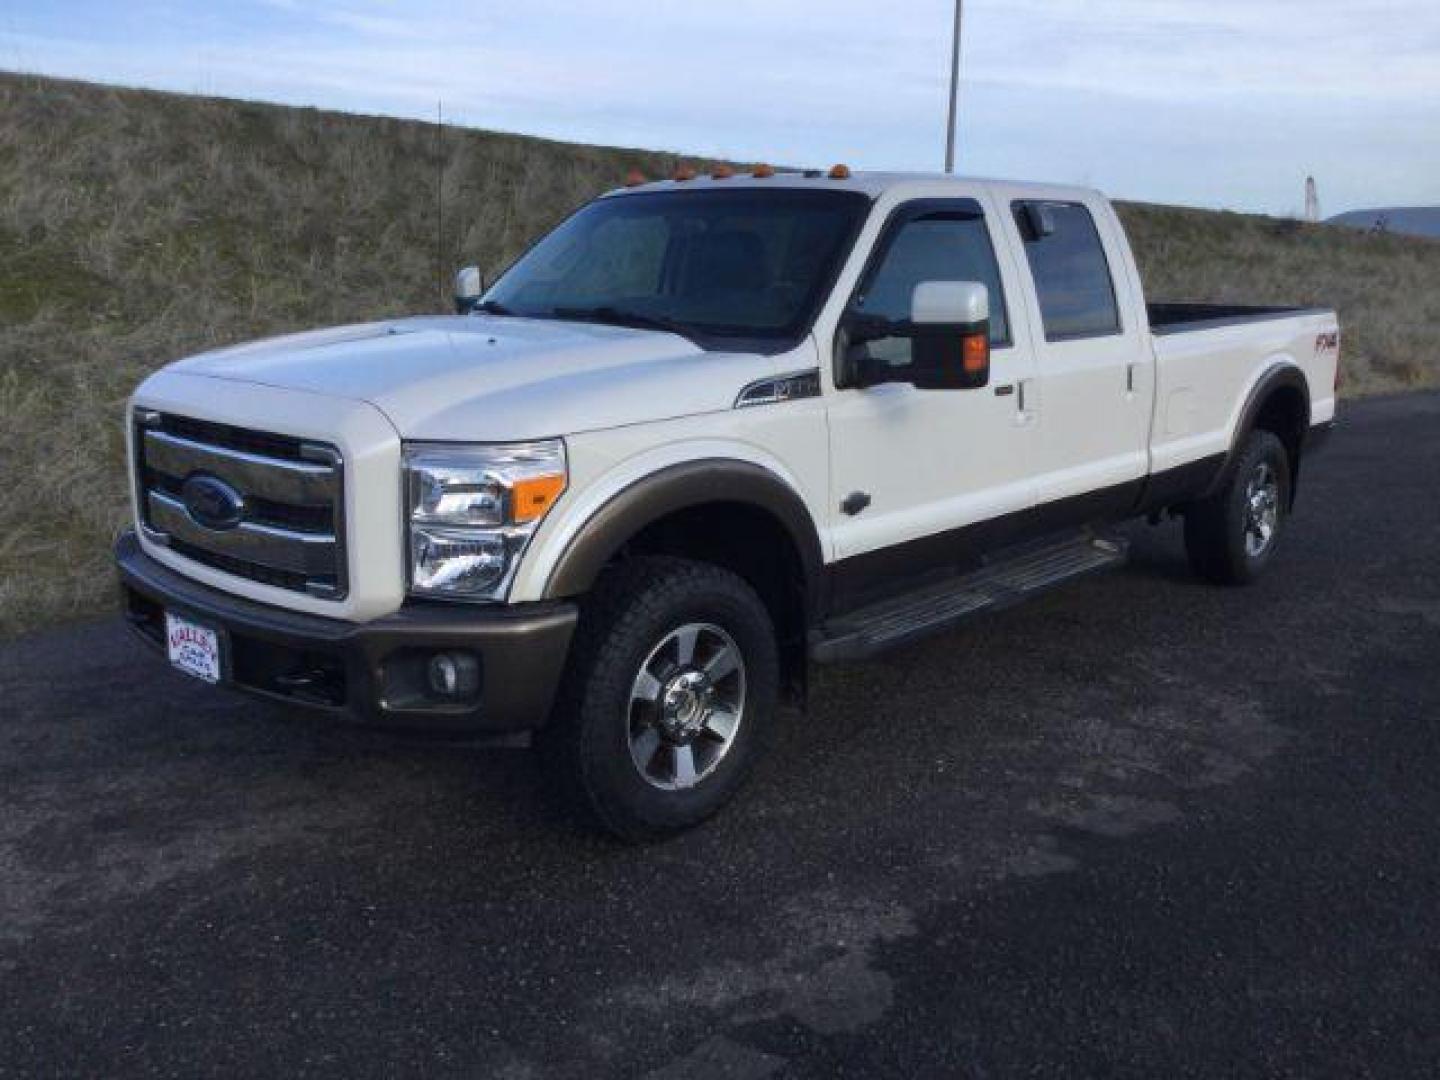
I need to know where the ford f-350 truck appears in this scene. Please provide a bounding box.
[116,169,1339,838]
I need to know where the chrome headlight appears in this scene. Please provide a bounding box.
[404,440,566,600]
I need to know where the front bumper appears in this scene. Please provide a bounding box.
[115,530,577,733]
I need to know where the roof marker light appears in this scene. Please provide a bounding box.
[828,164,852,179]
[752,164,776,178]
[624,169,646,187]
[711,164,735,179]
[673,166,696,182]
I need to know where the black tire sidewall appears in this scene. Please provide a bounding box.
[568,560,779,839]
[1219,430,1291,582]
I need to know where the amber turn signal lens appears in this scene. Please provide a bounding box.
[962,333,989,376]
[828,164,851,179]
[511,474,566,523]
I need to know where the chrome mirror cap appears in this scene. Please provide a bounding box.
[453,266,483,314]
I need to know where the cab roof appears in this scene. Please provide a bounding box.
[604,169,1100,202]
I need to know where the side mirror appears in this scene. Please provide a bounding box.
[1018,202,1057,241]
[453,266,484,314]
[907,281,991,390]
[840,280,992,391]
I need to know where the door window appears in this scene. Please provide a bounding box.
[852,209,1010,371]
[1012,201,1121,341]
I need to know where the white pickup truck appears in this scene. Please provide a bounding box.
[116,169,1339,838]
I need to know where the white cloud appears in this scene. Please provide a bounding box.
[3,0,1437,213]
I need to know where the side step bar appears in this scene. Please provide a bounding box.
[811,532,1128,663]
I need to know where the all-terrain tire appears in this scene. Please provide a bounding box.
[1184,429,1292,585]
[539,556,779,842]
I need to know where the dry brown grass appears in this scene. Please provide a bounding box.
[0,73,708,636]
[2,72,1437,637]
[1117,202,1440,393]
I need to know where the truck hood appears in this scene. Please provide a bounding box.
[167,315,783,441]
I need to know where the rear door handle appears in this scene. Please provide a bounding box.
[1014,378,1037,426]
[1126,362,1135,394]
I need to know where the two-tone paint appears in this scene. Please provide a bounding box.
[125,172,1339,710]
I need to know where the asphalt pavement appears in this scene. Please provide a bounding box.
[3,392,1439,1078]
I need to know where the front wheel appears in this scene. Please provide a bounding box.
[1184,429,1292,585]
[540,557,779,841]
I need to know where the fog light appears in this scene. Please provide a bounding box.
[427,652,480,699]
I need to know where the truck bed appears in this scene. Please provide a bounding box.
[1148,302,1331,336]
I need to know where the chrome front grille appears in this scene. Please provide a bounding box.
[134,411,347,599]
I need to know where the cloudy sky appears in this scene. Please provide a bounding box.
[3,0,1437,215]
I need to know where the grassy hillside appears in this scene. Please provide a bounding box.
[2,72,1437,636]
[1118,202,1440,390]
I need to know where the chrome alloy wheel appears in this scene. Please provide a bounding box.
[627,622,746,791]
[1243,461,1281,557]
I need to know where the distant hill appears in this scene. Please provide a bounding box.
[2,70,1440,637]
[1328,207,1440,239]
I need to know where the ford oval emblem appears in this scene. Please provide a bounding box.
[181,473,246,531]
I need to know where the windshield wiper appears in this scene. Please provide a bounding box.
[550,306,697,342]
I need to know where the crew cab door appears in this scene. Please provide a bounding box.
[824,195,1039,609]
[996,191,1152,516]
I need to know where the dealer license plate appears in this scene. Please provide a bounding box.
[165,612,222,684]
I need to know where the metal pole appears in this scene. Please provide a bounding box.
[436,101,445,303]
[944,0,963,173]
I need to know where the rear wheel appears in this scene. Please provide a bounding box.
[540,557,778,841]
[1184,429,1291,585]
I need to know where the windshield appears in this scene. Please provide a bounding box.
[481,189,870,347]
